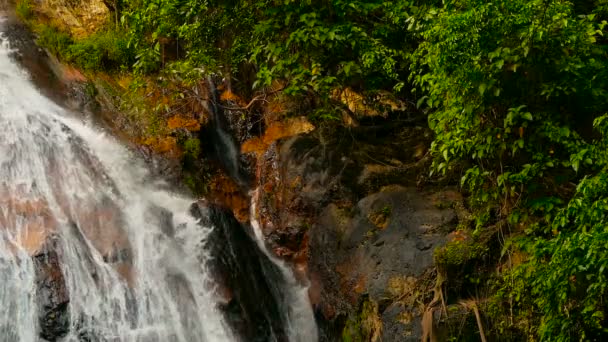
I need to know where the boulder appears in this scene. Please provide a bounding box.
[309,186,458,341]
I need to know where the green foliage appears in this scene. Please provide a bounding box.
[183,137,201,159]
[522,170,608,340]
[66,29,133,71]
[411,0,608,339]
[23,0,608,338]
[35,24,73,58]
[34,23,132,71]
[341,297,382,342]
[252,0,412,97]
[120,0,414,115]
[15,0,34,20]
[435,237,487,268]
[121,0,256,78]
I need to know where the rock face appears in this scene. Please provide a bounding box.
[310,186,457,340]
[37,0,110,38]
[249,121,463,340]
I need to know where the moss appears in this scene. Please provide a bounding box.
[434,200,452,210]
[183,138,201,160]
[178,137,211,195]
[434,237,488,268]
[182,169,211,195]
[15,0,34,20]
[387,276,418,305]
[341,297,383,342]
[84,81,98,98]
[183,174,197,192]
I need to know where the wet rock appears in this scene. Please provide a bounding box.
[0,14,71,106]
[135,143,184,188]
[205,173,251,222]
[33,238,70,341]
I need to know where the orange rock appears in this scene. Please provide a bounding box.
[262,117,315,145]
[0,193,57,255]
[207,173,250,223]
[19,222,52,255]
[73,203,130,259]
[61,65,87,82]
[241,137,266,155]
[241,117,315,156]
[353,274,367,294]
[113,263,134,287]
[262,181,274,193]
[447,229,471,243]
[220,90,247,107]
[143,136,181,157]
[274,247,294,258]
[167,115,201,132]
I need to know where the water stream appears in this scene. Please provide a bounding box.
[0,15,317,342]
[249,189,318,342]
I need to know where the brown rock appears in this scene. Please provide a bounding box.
[37,0,110,38]
[241,117,315,156]
[167,115,201,132]
[207,173,250,223]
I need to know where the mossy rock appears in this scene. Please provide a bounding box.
[342,297,383,342]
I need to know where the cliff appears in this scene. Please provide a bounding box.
[9,1,485,340]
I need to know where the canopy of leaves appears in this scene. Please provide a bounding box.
[251,0,412,96]
[121,0,256,78]
[411,0,608,339]
[119,0,413,111]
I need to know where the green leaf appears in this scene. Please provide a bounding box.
[417,96,428,108]
[479,83,487,96]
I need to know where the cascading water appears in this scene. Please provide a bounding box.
[0,20,234,341]
[0,16,314,342]
[249,189,319,342]
[202,78,318,342]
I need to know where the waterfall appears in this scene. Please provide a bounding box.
[0,18,232,342]
[0,13,320,341]
[203,77,319,342]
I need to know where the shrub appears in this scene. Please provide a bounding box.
[66,29,133,71]
[35,24,73,58]
[15,0,33,21]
